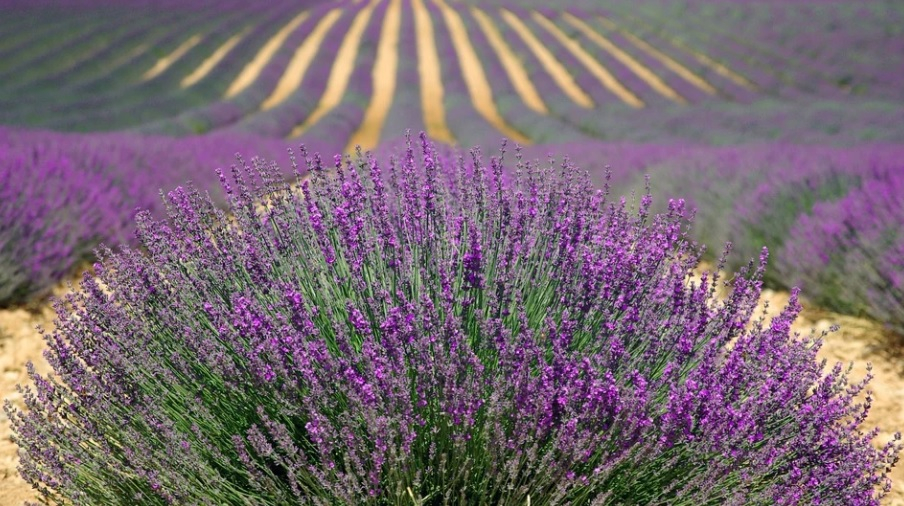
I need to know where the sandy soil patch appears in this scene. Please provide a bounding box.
[346,0,402,152]
[412,0,455,144]
[0,305,53,505]
[224,10,311,98]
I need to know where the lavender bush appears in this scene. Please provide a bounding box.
[0,127,292,307]
[0,144,128,305]
[779,169,904,335]
[622,144,904,286]
[8,135,899,504]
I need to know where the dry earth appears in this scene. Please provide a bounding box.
[0,304,53,505]
[0,283,902,504]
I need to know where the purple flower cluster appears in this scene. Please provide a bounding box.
[619,143,904,331]
[8,135,899,504]
[779,169,904,334]
[0,126,292,306]
[0,142,127,305]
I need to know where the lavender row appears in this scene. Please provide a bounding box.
[0,7,108,73]
[377,0,428,144]
[565,7,718,105]
[609,1,903,101]
[32,7,261,131]
[0,11,166,94]
[0,0,303,130]
[4,8,227,103]
[670,1,904,100]
[1,1,901,144]
[474,7,615,141]
[143,0,368,138]
[457,4,591,144]
[780,170,904,334]
[0,7,253,129]
[423,0,505,147]
[633,4,849,98]
[290,0,387,154]
[590,7,761,103]
[536,6,677,109]
[145,1,344,137]
[0,127,295,306]
[0,13,115,88]
[475,0,903,101]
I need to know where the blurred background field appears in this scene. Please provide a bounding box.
[0,0,902,503]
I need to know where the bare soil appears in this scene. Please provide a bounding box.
[0,304,52,505]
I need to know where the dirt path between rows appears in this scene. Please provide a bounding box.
[0,304,52,505]
[346,0,403,152]
[224,10,311,99]
[412,0,455,145]
[1,286,902,504]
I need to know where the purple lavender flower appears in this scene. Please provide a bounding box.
[0,126,293,305]
[779,168,904,334]
[7,136,900,504]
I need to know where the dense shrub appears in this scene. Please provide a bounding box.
[779,169,904,335]
[626,144,904,288]
[725,163,859,287]
[7,136,900,504]
[0,143,129,305]
[0,127,291,307]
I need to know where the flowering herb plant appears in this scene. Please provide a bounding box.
[779,168,904,335]
[7,135,899,505]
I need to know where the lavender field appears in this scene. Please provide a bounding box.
[1,0,903,504]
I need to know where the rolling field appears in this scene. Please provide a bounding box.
[1,0,903,504]
[1,0,901,147]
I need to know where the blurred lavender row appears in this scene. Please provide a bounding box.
[0,127,298,305]
[782,170,904,334]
